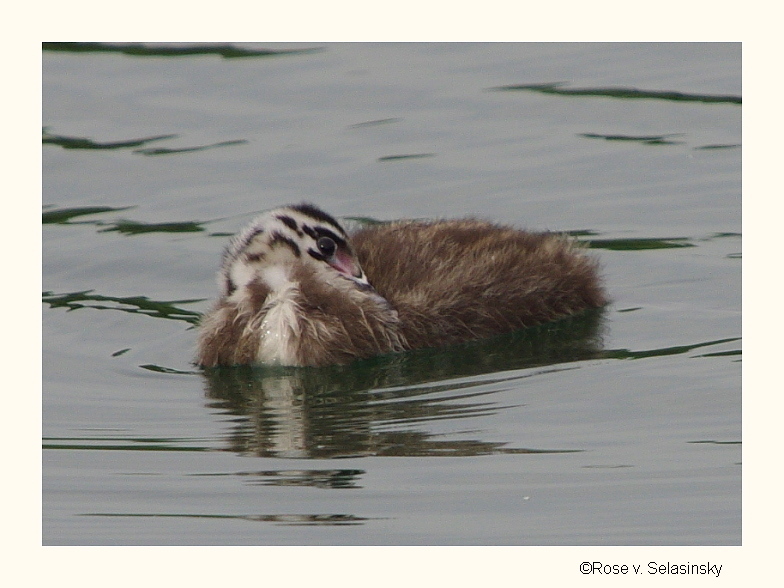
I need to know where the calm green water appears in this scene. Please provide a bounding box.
[42,42,741,545]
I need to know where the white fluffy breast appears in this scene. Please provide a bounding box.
[255,270,301,365]
[256,299,300,365]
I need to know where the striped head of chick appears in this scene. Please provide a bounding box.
[219,202,370,302]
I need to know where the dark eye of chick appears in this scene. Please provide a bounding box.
[316,236,337,257]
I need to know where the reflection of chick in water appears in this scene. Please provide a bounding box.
[198,203,607,367]
[202,309,606,460]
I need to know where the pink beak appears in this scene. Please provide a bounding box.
[329,250,367,284]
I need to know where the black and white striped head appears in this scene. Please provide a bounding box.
[219,203,369,298]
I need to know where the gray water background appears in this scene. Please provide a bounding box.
[42,42,741,545]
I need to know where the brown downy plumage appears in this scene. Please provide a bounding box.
[197,203,607,367]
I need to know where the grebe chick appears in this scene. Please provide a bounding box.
[197,203,607,367]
